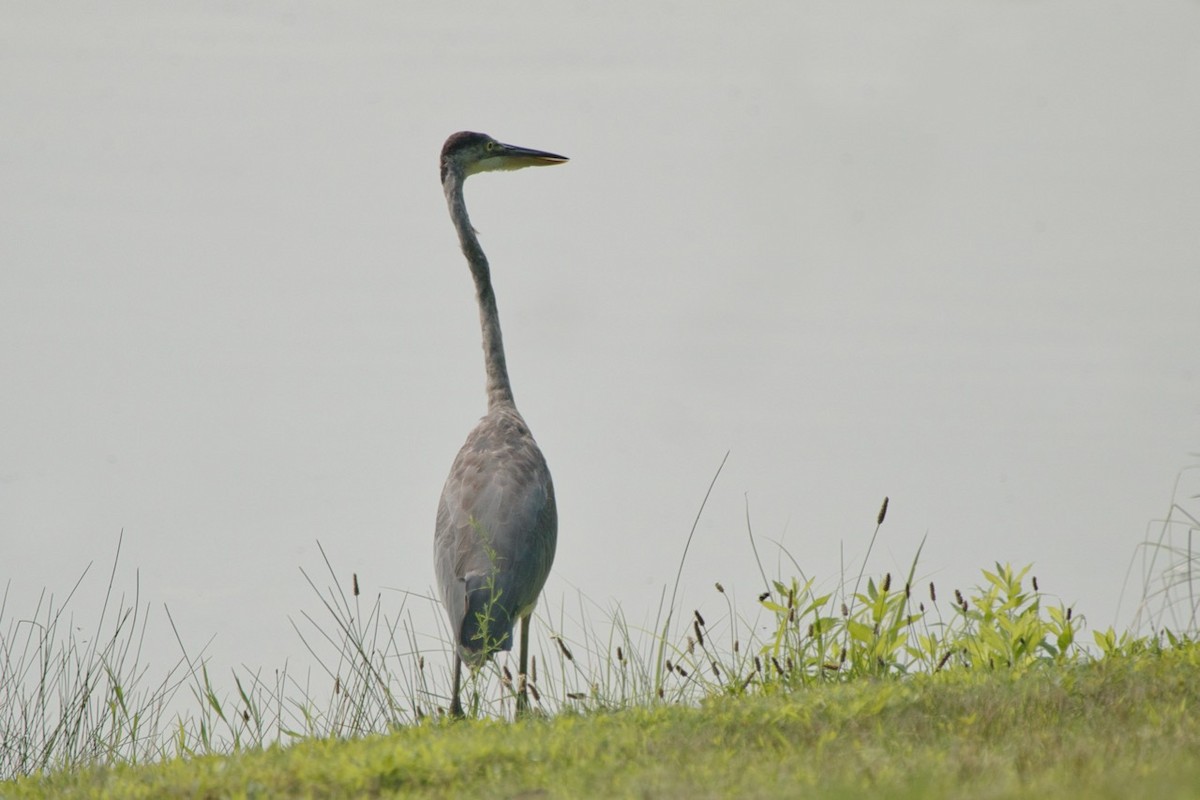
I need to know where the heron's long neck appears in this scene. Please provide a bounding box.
[444,174,515,410]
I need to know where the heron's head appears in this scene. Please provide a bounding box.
[440,131,568,183]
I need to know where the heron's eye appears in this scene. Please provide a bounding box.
[485,141,496,152]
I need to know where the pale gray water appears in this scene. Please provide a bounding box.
[2,2,1197,686]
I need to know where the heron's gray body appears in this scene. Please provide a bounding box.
[435,404,557,665]
[432,131,565,716]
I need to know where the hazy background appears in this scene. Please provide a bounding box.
[3,2,1197,685]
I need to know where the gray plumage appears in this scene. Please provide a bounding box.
[433,131,566,717]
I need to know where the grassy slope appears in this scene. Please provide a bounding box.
[5,646,1198,800]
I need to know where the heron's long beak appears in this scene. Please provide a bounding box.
[497,142,569,168]
[464,141,569,176]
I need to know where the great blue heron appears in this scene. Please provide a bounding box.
[434,131,566,717]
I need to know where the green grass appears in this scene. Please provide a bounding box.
[3,470,1198,796]
[5,641,1199,799]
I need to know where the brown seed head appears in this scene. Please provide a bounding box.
[877,496,889,525]
[555,637,574,662]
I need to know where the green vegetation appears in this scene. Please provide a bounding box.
[4,642,1199,798]
[3,472,1198,797]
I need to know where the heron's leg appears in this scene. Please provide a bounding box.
[450,654,465,718]
[516,615,531,716]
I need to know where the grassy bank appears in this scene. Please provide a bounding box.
[5,640,1198,799]
[5,479,1198,796]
